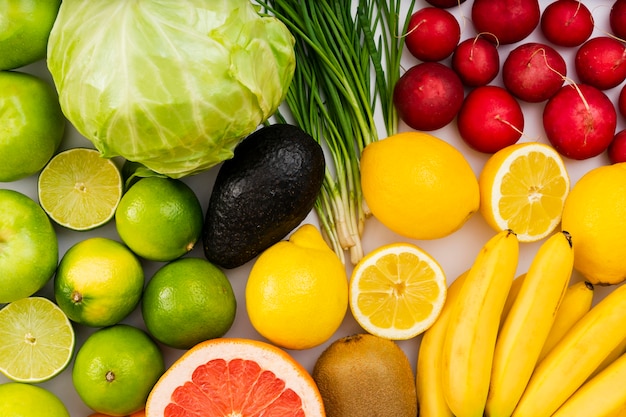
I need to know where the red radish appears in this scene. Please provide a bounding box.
[393,62,464,131]
[619,84,626,119]
[608,130,626,164]
[471,0,540,45]
[405,7,461,62]
[425,0,467,8]
[575,37,626,90]
[543,83,617,160]
[456,85,524,153]
[502,42,566,103]
[451,35,500,87]
[610,0,626,40]
[540,0,594,47]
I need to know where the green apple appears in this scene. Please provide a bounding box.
[0,71,65,182]
[0,189,58,303]
[0,0,62,70]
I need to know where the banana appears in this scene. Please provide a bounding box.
[441,229,520,417]
[499,273,526,329]
[551,351,626,417]
[485,231,574,417]
[537,279,595,362]
[588,332,626,381]
[416,270,468,417]
[612,402,626,417]
[512,282,626,417]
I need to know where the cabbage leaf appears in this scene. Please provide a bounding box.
[47,0,295,178]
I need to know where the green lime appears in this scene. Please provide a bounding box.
[0,0,61,70]
[54,237,144,327]
[0,382,69,417]
[115,177,203,262]
[38,148,123,231]
[0,71,65,182]
[141,257,237,350]
[0,189,58,303]
[0,297,74,383]
[72,324,165,416]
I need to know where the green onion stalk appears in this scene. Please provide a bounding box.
[260,0,415,264]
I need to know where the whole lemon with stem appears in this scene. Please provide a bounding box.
[246,224,348,350]
[360,131,480,240]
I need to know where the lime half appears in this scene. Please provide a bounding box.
[38,148,123,231]
[0,297,75,383]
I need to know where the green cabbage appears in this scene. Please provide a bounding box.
[47,0,295,178]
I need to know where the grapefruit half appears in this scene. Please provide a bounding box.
[146,338,325,416]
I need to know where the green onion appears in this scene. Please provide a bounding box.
[261,0,415,264]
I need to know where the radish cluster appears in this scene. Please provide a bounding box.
[393,0,626,162]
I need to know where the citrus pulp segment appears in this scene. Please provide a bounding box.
[0,297,74,383]
[479,142,570,242]
[146,338,325,417]
[38,147,123,231]
[349,242,447,340]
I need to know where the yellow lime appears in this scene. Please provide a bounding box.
[0,382,69,417]
[54,237,144,327]
[72,324,165,416]
[479,142,570,242]
[246,224,348,350]
[360,131,479,240]
[38,147,123,231]
[349,242,447,340]
[561,163,626,285]
[115,177,203,262]
[141,257,237,350]
[0,71,65,181]
[0,297,74,383]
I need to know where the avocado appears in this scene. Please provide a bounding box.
[312,333,418,417]
[202,123,325,269]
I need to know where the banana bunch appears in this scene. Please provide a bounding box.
[417,230,593,417]
[417,226,626,416]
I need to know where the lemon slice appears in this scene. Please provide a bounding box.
[0,297,75,383]
[349,242,447,340]
[479,142,570,242]
[38,148,123,231]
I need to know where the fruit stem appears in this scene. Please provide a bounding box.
[71,291,83,304]
[106,371,115,383]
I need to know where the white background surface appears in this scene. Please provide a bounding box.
[1,1,625,415]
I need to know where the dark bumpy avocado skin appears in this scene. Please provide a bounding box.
[202,124,325,269]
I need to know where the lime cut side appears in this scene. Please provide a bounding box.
[38,148,123,231]
[0,297,75,383]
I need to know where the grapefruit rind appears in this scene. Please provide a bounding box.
[146,338,325,417]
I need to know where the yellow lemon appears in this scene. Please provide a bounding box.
[479,142,570,242]
[561,163,626,285]
[245,224,348,350]
[360,131,479,240]
[349,242,447,340]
